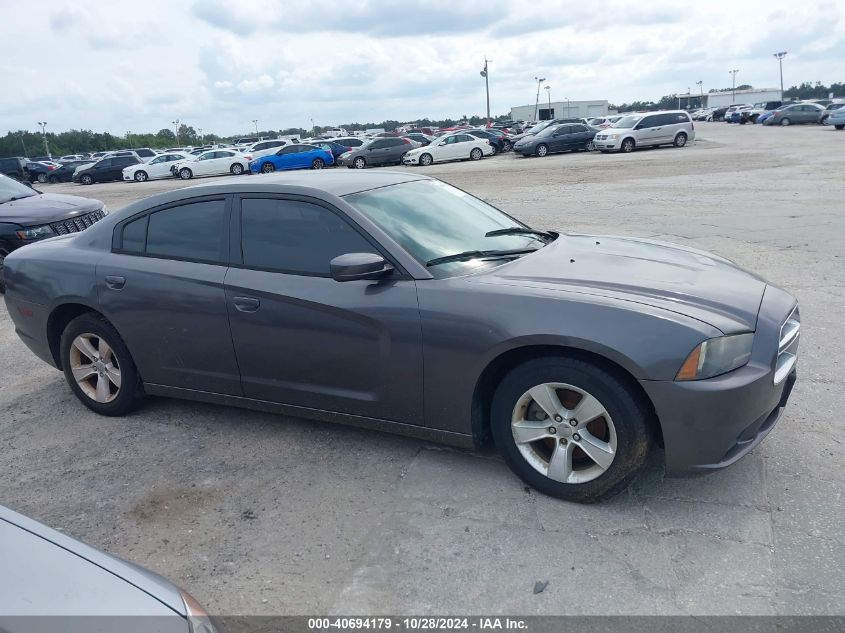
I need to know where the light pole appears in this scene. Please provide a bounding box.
[310,118,315,135]
[252,119,259,134]
[480,57,491,127]
[564,97,570,117]
[126,131,132,148]
[172,119,180,143]
[774,52,787,99]
[544,85,551,117]
[198,127,203,143]
[533,76,545,122]
[696,80,703,107]
[729,69,739,103]
[37,121,49,157]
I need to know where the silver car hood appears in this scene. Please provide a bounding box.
[471,233,767,334]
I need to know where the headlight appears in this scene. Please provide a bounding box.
[180,589,218,633]
[15,225,55,240]
[100,205,109,216]
[609,134,620,139]
[675,333,754,381]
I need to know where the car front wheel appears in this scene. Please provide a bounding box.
[261,162,275,173]
[353,157,366,169]
[536,144,549,157]
[178,168,193,180]
[491,356,652,503]
[134,171,148,182]
[80,174,93,185]
[780,118,791,126]
[621,138,635,153]
[59,313,142,416]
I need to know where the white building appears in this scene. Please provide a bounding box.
[703,88,783,108]
[510,100,609,122]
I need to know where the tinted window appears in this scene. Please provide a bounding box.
[277,146,297,155]
[571,124,588,132]
[115,157,138,166]
[240,198,375,275]
[639,115,659,128]
[121,215,148,252]
[146,199,226,262]
[369,140,389,149]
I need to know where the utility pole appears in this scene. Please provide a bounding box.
[545,85,551,117]
[37,121,49,157]
[172,119,180,143]
[252,119,259,134]
[533,76,545,122]
[774,52,787,99]
[19,132,27,157]
[480,57,491,127]
[696,80,703,107]
[126,131,132,148]
[729,69,739,103]
[198,127,203,143]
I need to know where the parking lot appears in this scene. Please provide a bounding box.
[1,122,843,615]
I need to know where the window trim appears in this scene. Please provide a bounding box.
[111,194,232,266]
[229,193,409,279]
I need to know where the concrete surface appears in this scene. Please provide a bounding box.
[1,122,843,615]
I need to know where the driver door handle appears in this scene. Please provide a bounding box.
[104,275,125,290]
[232,296,260,313]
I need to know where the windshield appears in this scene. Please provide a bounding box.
[344,180,541,277]
[527,120,555,134]
[612,115,642,128]
[0,174,37,203]
[535,124,561,137]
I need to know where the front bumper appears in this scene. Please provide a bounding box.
[593,137,622,150]
[402,155,421,165]
[642,285,799,476]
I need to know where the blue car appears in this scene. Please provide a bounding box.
[756,111,774,125]
[249,144,334,173]
[312,141,354,161]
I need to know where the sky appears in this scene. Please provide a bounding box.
[2,0,843,137]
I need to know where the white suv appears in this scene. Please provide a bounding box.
[594,111,695,153]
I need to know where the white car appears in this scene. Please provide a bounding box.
[246,139,287,159]
[402,132,494,166]
[171,149,252,180]
[122,152,192,182]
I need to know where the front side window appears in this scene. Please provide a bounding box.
[144,199,226,262]
[240,198,375,276]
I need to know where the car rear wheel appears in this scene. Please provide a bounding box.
[178,167,193,180]
[674,132,688,147]
[60,314,143,416]
[261,162,275,173]
[621,138,635,153]
[836,125,844,130]
[585,140,595,151]
[780,118,791,126]
[80,174,93,185]
[37,173,48,183]
[470,147,484,160]
[0,249,8,294]
[491,356,652,503]
[419,153,433,166]
[230,163,244,175]
[503,140,513,152]
[353,157,366,169]
[312,158,325,169]
[134,170,148,182]
[536,144,549,157]
[48,175,59,184]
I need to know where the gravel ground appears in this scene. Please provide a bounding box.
[1,122,843,615]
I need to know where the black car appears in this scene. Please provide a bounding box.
[46,160,90,183]
[24,160,59,184]
[509,118,585,144]
[514,123,598,157]
[466,129,508,154]
[336,137,412,168]
[0,174,106,292]
[73,155,140,185]
[711,107,729,122]
[313,141,353,161]
[403,133,434,146]
[0,157,28,181]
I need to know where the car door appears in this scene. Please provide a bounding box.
[635,115,663,145]
[208,151,232,175]
[569,124,592,147]
[90,158,112,182]
[550,125,571,151]
[223,195,424,424]
[365,139,390,165]
[272,145,298,170]
[145,155,168,178]
[387,138,409,163]
[96,195,242,395]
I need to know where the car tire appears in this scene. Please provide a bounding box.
[59,313,143,417]
[0,248,8,294]
[134,170,148,182]
[780,118,791,126]
[80,174,93,185]
[312,158,325,169]
[503,141,513,152]
[48,175,59,184]
[621,138,635,153]
[419,153,433,166]
[490,356,652,503]
[536,144,549,157]
[230,163,244,175]
[585,140,595,151]
[470,148,484,160]
[36,173,48,183]
[261,162,275,173]
[673,132,687,147]
[178,167,193,180]
[353,157,366,169]
[835,125,844,130]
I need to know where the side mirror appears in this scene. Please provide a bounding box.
[330,253,393,282]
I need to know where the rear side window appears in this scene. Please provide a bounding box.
[240,198,375,276]
[121,215,148,252]
[144,199,226,262]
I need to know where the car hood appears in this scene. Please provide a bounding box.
[470,234,767,333]
[0,192,103,226]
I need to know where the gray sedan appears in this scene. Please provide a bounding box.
[764,102,825,125]
[2,172,798,503]
[0,504,215,631]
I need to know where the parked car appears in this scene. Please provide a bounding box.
[514,123,598,156]
[0,157,28,181]
[249,144,334,173]
[764,102,825,126]
[46,160,90,183]
[58,154,87,162]
[0,173,106,292]
[403,133,435,146]
[708,107,729,122]
[132,147,158,162]
[593,111,695,153]
[0,504,215,628]
[337,137,412,169]
[825,106,845,129]
[465,129,508,154]
[24,160,60,183]
[403,132,493,166]
[123,152,192,182]
[509,118,584,144]
[313,141,357,161]
[331,137,365,148]
[73,155,141,185]
[246,139,288,159]
[3,171,799,503]
[171,149,251,180]
[818,102,845,125]
[727,106,755,124]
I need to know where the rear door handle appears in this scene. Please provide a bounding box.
[104,275,125,290]
[232,296,260,313]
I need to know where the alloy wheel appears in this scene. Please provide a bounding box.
[536,144,548,157]
[511,382,617,484]
[420,154,433,166]
[585,140,595,151]
[262,163,275,173]
[69,333,122,404]
[134,171,148,182]
[37,173,48,183]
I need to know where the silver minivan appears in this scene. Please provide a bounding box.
[593,110,695,153]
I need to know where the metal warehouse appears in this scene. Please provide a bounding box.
[510,100,609,122]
